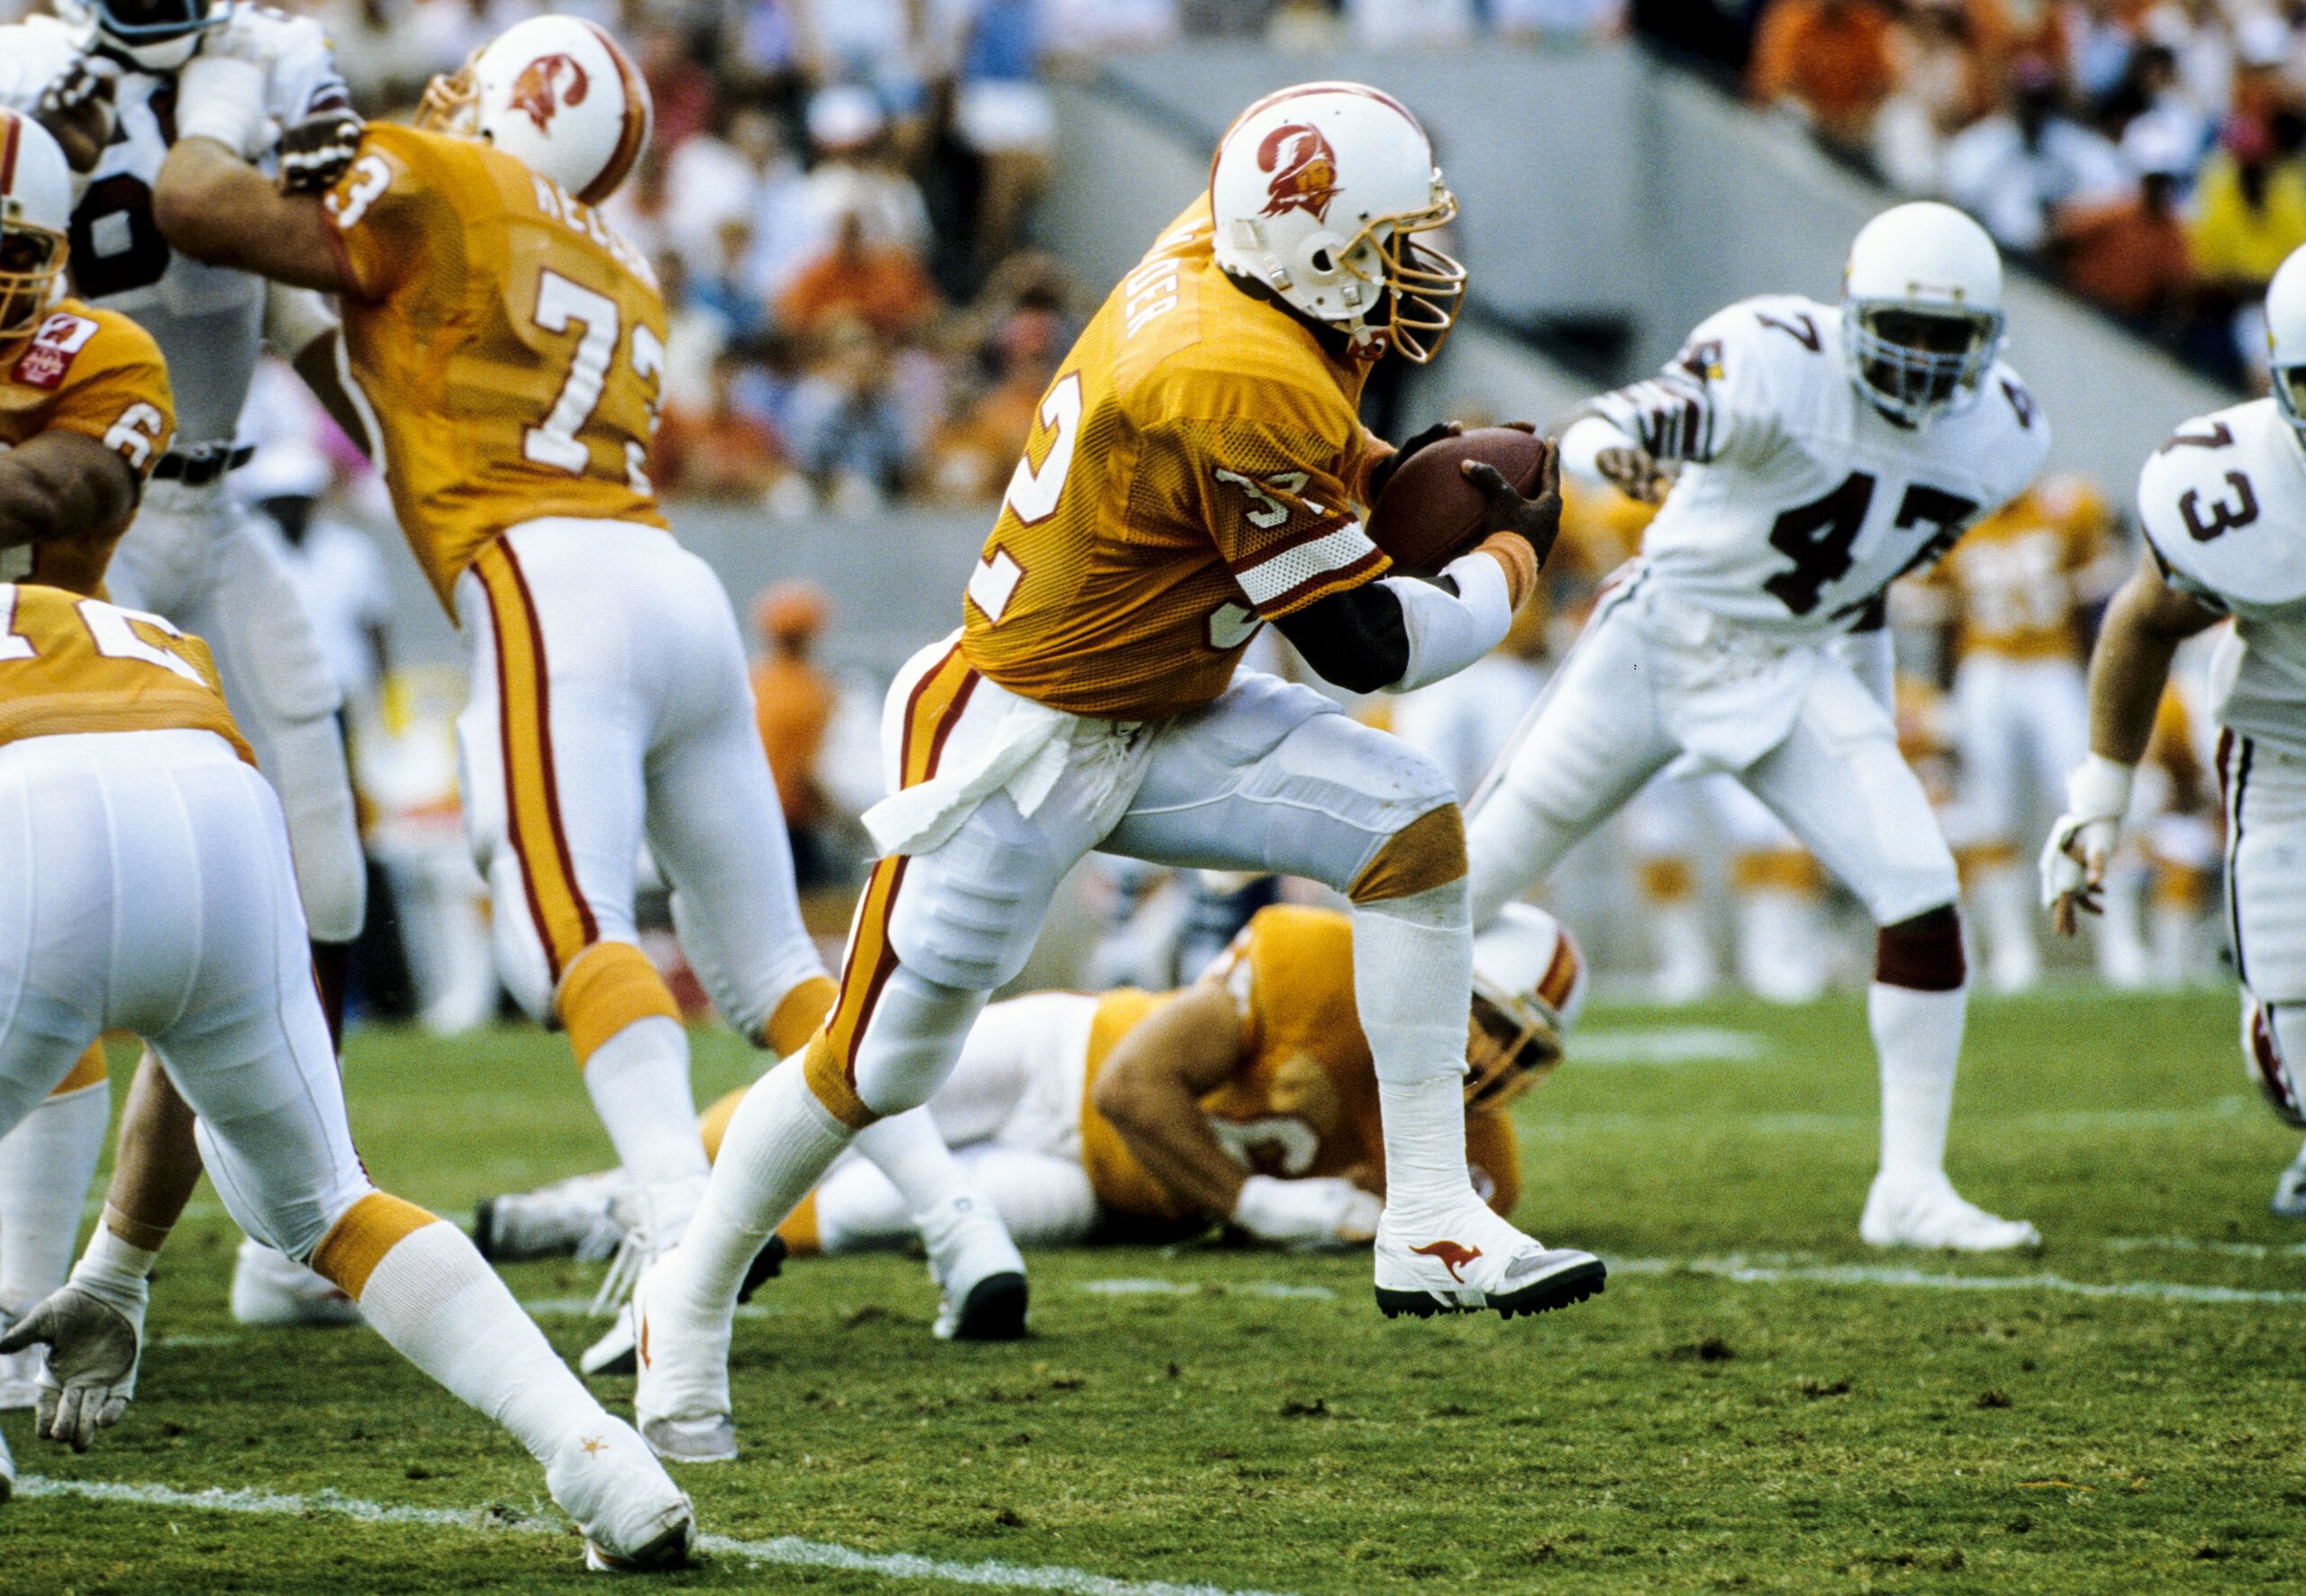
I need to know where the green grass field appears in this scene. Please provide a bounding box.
[9,985,2306,1594]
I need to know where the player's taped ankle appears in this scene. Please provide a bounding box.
[50,1040,107,1096]
[1349,804,1468,903]
[801,1030,881,1132]
[760,975,838,1058]
[310,1192,440,1301]
[558,941,681,1066]
[1875,904,1966,992]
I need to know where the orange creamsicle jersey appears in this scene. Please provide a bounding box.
[0,583,250,760]
[322,122,670,612]
[960,197,1394,721]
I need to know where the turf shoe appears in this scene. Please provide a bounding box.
[543,1417,694,1571]
[630,1252,738,1464]
[474,1170,625,1265]
[921,1193,1029,1342]
[2272,1141,2306,1218]
[1372,1201,1606,1319]
[229,1239,362,1328]
[1859,1174,2039,1251]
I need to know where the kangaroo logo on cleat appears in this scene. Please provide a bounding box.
[1411,1240,1482,1282]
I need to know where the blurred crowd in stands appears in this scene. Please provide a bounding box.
[1641,0,2306,386]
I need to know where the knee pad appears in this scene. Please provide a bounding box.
[888,836,1052,993]
[2246,999,2306,1129]
[1876,903,1966,992]
[1350,803,1468,904]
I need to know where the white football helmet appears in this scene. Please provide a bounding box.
[0,111,73,348]
[418,15,652,206]
[1841,202,2006,428]
[1209,81,1464,364]
[59,0,222,73]
[1466,903,1585,1111]
[2265,245,2306,450]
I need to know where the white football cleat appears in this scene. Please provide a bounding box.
[230,1238,362,1328]
[544,1417,694,1571]
[1372,1198,1606,1319]
[474,1170,627,1265]
[578,1175,706,1378]
[630,1252,738,1464]
[2271,1142,2306,1218]
[0,1295,42,1410]
[921,1193,1028,1342]
[1860,1174,2040,1251]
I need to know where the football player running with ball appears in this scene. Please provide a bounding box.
[2047,244,2306,1219]
[0,0,376,1331]
[1478,203,2047,1251]
[137,15,1011,1375]
[626,80,1594,1461]
[0,112,691,1567]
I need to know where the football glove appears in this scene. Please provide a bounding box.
[35,56,116,173]
[0,1282,143,1452]
[1232,1175,1385,1250]
[278,111,367,195]
[2040,754,2136,929]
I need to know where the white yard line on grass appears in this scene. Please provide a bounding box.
[520,1296,776,1319]
[1573,1028,1766,1066]
[1082,1279,1338,1301]
[15,1475,1298,1596]
[1610,1254,2306,1305]
[2102,1235,2306,1258]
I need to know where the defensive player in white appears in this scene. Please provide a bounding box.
[2046,244,2306,1219]
[0,0,371,1330]
[1476,202,2047,1250]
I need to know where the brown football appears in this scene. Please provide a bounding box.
[1366,428,1551,576]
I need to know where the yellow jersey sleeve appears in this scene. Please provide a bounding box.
[28,308,175,481]
[324,122,483,307]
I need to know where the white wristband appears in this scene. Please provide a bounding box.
[2065,753,2136,825]
[70,1227,159,1318]
[1557,414,1633,485]
[1383,550,1512,694]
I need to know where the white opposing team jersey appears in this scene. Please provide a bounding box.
[1587,295,2050,636]
[0,14,350,450]
[2137,398,2306,759]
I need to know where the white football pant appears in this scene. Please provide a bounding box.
[2223,736,2306,1125]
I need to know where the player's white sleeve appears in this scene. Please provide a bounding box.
[0,23,80,111]
[259,12,352,122]
[1381,546,1515,693]
[1574,304,1777,467]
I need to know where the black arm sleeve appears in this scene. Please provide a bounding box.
[1274,582,1411,695]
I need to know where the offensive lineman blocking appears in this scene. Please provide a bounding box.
[1480,203,2047,1249]
[632,80,1602,1465]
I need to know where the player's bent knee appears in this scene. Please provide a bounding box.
[309,1192,443,1300]
[1875,903,1966,992]
[556,940,681,1066]
[2245,1000,2306,1129]
[1349,803,1468,904]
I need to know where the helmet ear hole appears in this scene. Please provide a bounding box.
[1310,248,1333,273]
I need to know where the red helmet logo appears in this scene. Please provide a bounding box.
[508,53,590,135]
[1257,122,1340,223]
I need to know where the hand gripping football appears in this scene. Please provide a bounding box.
[1366,427,1551,576]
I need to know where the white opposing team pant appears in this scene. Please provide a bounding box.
[820,639,1459,1118]
[1467,577,1958,929]
[1949,652,2088,846]
[0,730,370,1259]
[453,518,823,1033]
[104,478,364,942]
[811,992,1099,1249]
[2220,735,2306,1124]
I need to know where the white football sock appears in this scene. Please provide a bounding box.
[355,1220,604,1465]
[0,1082,108,1309]
[809,1156,912,1254]
[854,1107,984,1223]
[1353,881,1477,1217]
[584,1018,711,1196]
[660,1058,851,1320]
[1870,982,1966,1186]
[954,1147,1097,1247]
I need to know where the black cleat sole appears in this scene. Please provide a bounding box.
[952,1271,1030,1340]
[471,1198,504,1263]
[737,1234,788,1305]
[1375,1258,1608,1320]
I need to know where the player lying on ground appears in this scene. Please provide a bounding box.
[482,902,1581,1272]
[1475,202,2049,1252]
[141,13,1031,1372]
[623,80,1596,1463]
[0,0,377,1337]
[2045,240,2306,1220]
[0,112,690,1568]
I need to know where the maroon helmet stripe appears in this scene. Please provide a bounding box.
[576,21,650,205]
[0,113,20,195]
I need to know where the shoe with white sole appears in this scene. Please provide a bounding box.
[1372,1198,1606,1319]
[474,1170,627,1265]
[2272,1141,2306,1218]
[920,1193,1028,1342]
[543,1417,694,1570]
[230,1238,362,1328]
[577,1177,706,1378]
[1859,1174,2040,1251]
[631,1252,738,1464]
